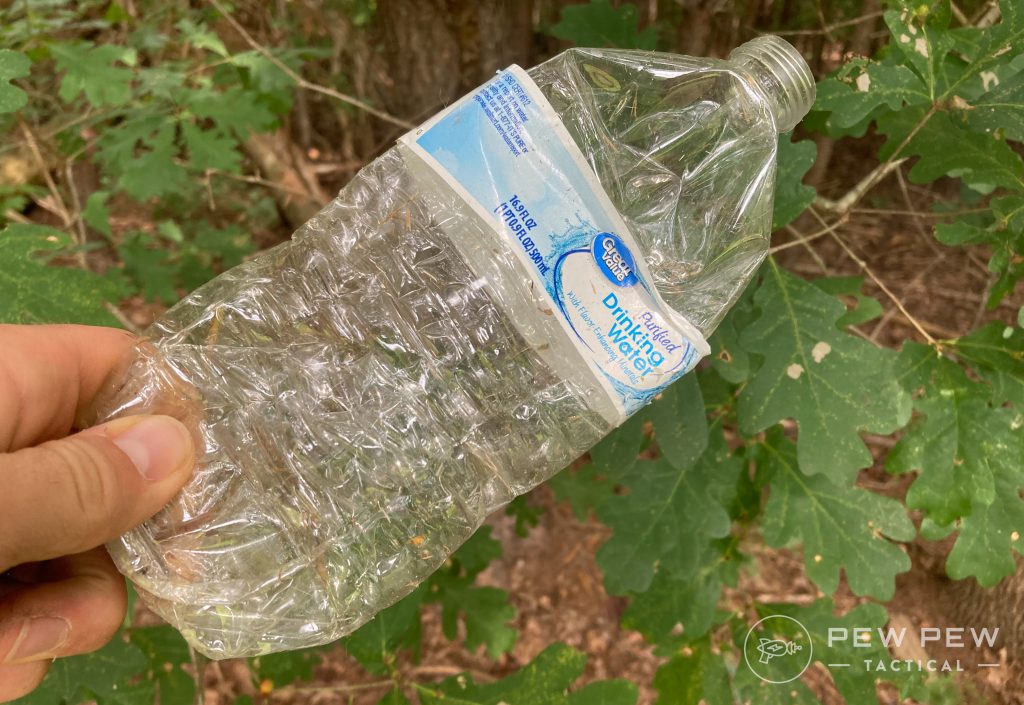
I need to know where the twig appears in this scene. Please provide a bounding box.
[208,0,414,130]
[816,104,938,217]
[269,680,394,697]
[950,1,970,25]
[849,207,989,218]
[3,209,31,224]
[894,166,933,244]
[204,168,318,198]
[785,224,831,274]
[770,216,847,254]
[63,161,90,270]
[190,646,207,705]
[17,118,72,229]
[764,10,883,36]
[869,249,949,342]
[813,158,907,215]
[809,208,938,346]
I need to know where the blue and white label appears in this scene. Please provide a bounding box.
[401,66,708,419]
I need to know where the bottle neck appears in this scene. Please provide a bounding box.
[728,36,815,133]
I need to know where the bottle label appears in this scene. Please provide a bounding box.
[400,65,708,420]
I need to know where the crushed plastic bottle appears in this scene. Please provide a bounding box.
[84,36,815,658]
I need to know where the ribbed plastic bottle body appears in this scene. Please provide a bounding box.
[88,44,812,658]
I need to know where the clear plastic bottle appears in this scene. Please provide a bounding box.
[86,36,814,658]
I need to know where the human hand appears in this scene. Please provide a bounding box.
[0,325,195,702]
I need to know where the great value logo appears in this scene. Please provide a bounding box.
[592,233,638,287]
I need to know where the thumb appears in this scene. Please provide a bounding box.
[0,415,195,571]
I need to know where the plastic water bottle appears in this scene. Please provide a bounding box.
[87,36,815,657]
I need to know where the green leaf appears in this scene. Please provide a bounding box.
[946,468,1024,586]
[252,644,329,687]
[13,633,151,705]
[436,583,517,659]
[549,0,657,50]
[648,373,708,469]
[116,122,189,201]
[0,49,30,113]
[950,322,1024,406]
[505,493,543,536]
[428,527,517,659]
[811,276,884,328]
[418,643,636,705]
[596,408,732,595]
[549,410,650,521]
[130,626,195,705]
[182,120,242,172]
[548,462,616,520]
[0,224,121,325]
[451,526,503,578]
[797,599,920,704]
[815,59,929,129]
[378,689,412,705]
[83,190,112,238]
[188,85,278,137]
[760,431,913,599]
[888,343,1024,587]
[343,586,425,675]
[879,109,1024,192]
[566,681,638,705]
[191,222,254,268]
[887,343,998,523]
[51,42,137,107]
[737,259,909,482]
[176,17,229,57]
[119,231,179,304]
[966,70,1024,142]
[772,134,816,230]
[622,538,739,644]
[651,639,730,705]
[884,0,954,100]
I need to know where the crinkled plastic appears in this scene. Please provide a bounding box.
[84,38,814,658]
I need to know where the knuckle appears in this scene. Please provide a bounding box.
[40,439,126,533]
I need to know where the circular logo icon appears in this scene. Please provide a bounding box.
[592,233,638,287]
[743,614,813,684]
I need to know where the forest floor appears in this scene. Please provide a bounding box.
[120,132,1024,705]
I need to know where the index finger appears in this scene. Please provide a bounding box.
[0,325,136,452]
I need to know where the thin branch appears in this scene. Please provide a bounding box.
[815,104,938,217]
[764,10,883,36]
[784,224,831,274]
[204,167,320,198]
[808,208,938,346]
[771,216,847,254]
[18,118,72,229]
[869,248,949,342]
[63,161,90,270]
[269,680,394,697]
[813,158,907,215]
[849,207,989,218]
[208,0,414,130]
[104,302,142,334]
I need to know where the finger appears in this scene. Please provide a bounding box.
[0,549,126,666]
[0,324,136,452]
[0,660,49,703]
[0,414,194,570]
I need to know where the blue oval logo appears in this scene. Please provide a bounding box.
[592,233,638,287]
